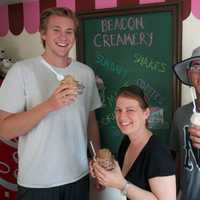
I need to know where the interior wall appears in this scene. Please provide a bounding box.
[0,30,76,60]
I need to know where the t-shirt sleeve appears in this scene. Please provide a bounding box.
[88,71,102,111]
[0,63,26,113]
[147,139,175,179]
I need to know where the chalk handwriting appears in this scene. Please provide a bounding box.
[99,112,115,127]
[93,16,153,48]
[99,91,116,127]
[93,32,153,48]
[136,78,163,106]
[101,16,144,32]
[96,54,128,78]
[133,53,167,73]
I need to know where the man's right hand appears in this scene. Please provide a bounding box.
[45,83,78,112]
[189,125,200,149]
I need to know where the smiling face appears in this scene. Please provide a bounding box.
[188,60,200,99]
[41,15,76,60]
[115,95,150,137]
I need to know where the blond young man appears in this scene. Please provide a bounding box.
[0,7,101,200]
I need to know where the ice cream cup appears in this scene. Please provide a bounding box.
[190,112,200,126]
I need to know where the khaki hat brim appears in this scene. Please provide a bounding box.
[173,56,200,86]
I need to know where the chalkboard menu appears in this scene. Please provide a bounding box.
[77,2,181,154]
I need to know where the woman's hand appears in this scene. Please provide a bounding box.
[89,160,105,191]
[93,160,126,190]
[89,160,96,178]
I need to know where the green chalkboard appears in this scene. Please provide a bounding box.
[77,2,181,154]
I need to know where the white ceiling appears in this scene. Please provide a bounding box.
[0,0,37,5]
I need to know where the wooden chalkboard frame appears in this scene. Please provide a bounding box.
[77,1,182,152]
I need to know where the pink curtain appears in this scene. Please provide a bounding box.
[95,0,117,9]
[0,5,9,36]
[56,0,75,11]
[2,0,200,36]
[139,0,165,3]
[23,1,40,33]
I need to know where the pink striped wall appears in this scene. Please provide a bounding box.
[23,1,40,33]
[56,0,75,11]
[95,0,117,9]
[192,0,200,19]
[139,0,165,3]
[0,5,9,36]
[0,0,199,36]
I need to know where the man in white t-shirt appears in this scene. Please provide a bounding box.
[0,7,101,200]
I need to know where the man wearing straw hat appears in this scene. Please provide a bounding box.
[170,46,200,200]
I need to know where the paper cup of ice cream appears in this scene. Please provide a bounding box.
[191,112,200,126]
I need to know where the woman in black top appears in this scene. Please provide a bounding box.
[92,85,176,200]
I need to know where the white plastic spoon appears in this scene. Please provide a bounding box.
[41,59,64,81]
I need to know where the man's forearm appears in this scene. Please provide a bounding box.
[0,101,52,140]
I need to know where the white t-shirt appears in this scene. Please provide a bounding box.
[0,56,102,188]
